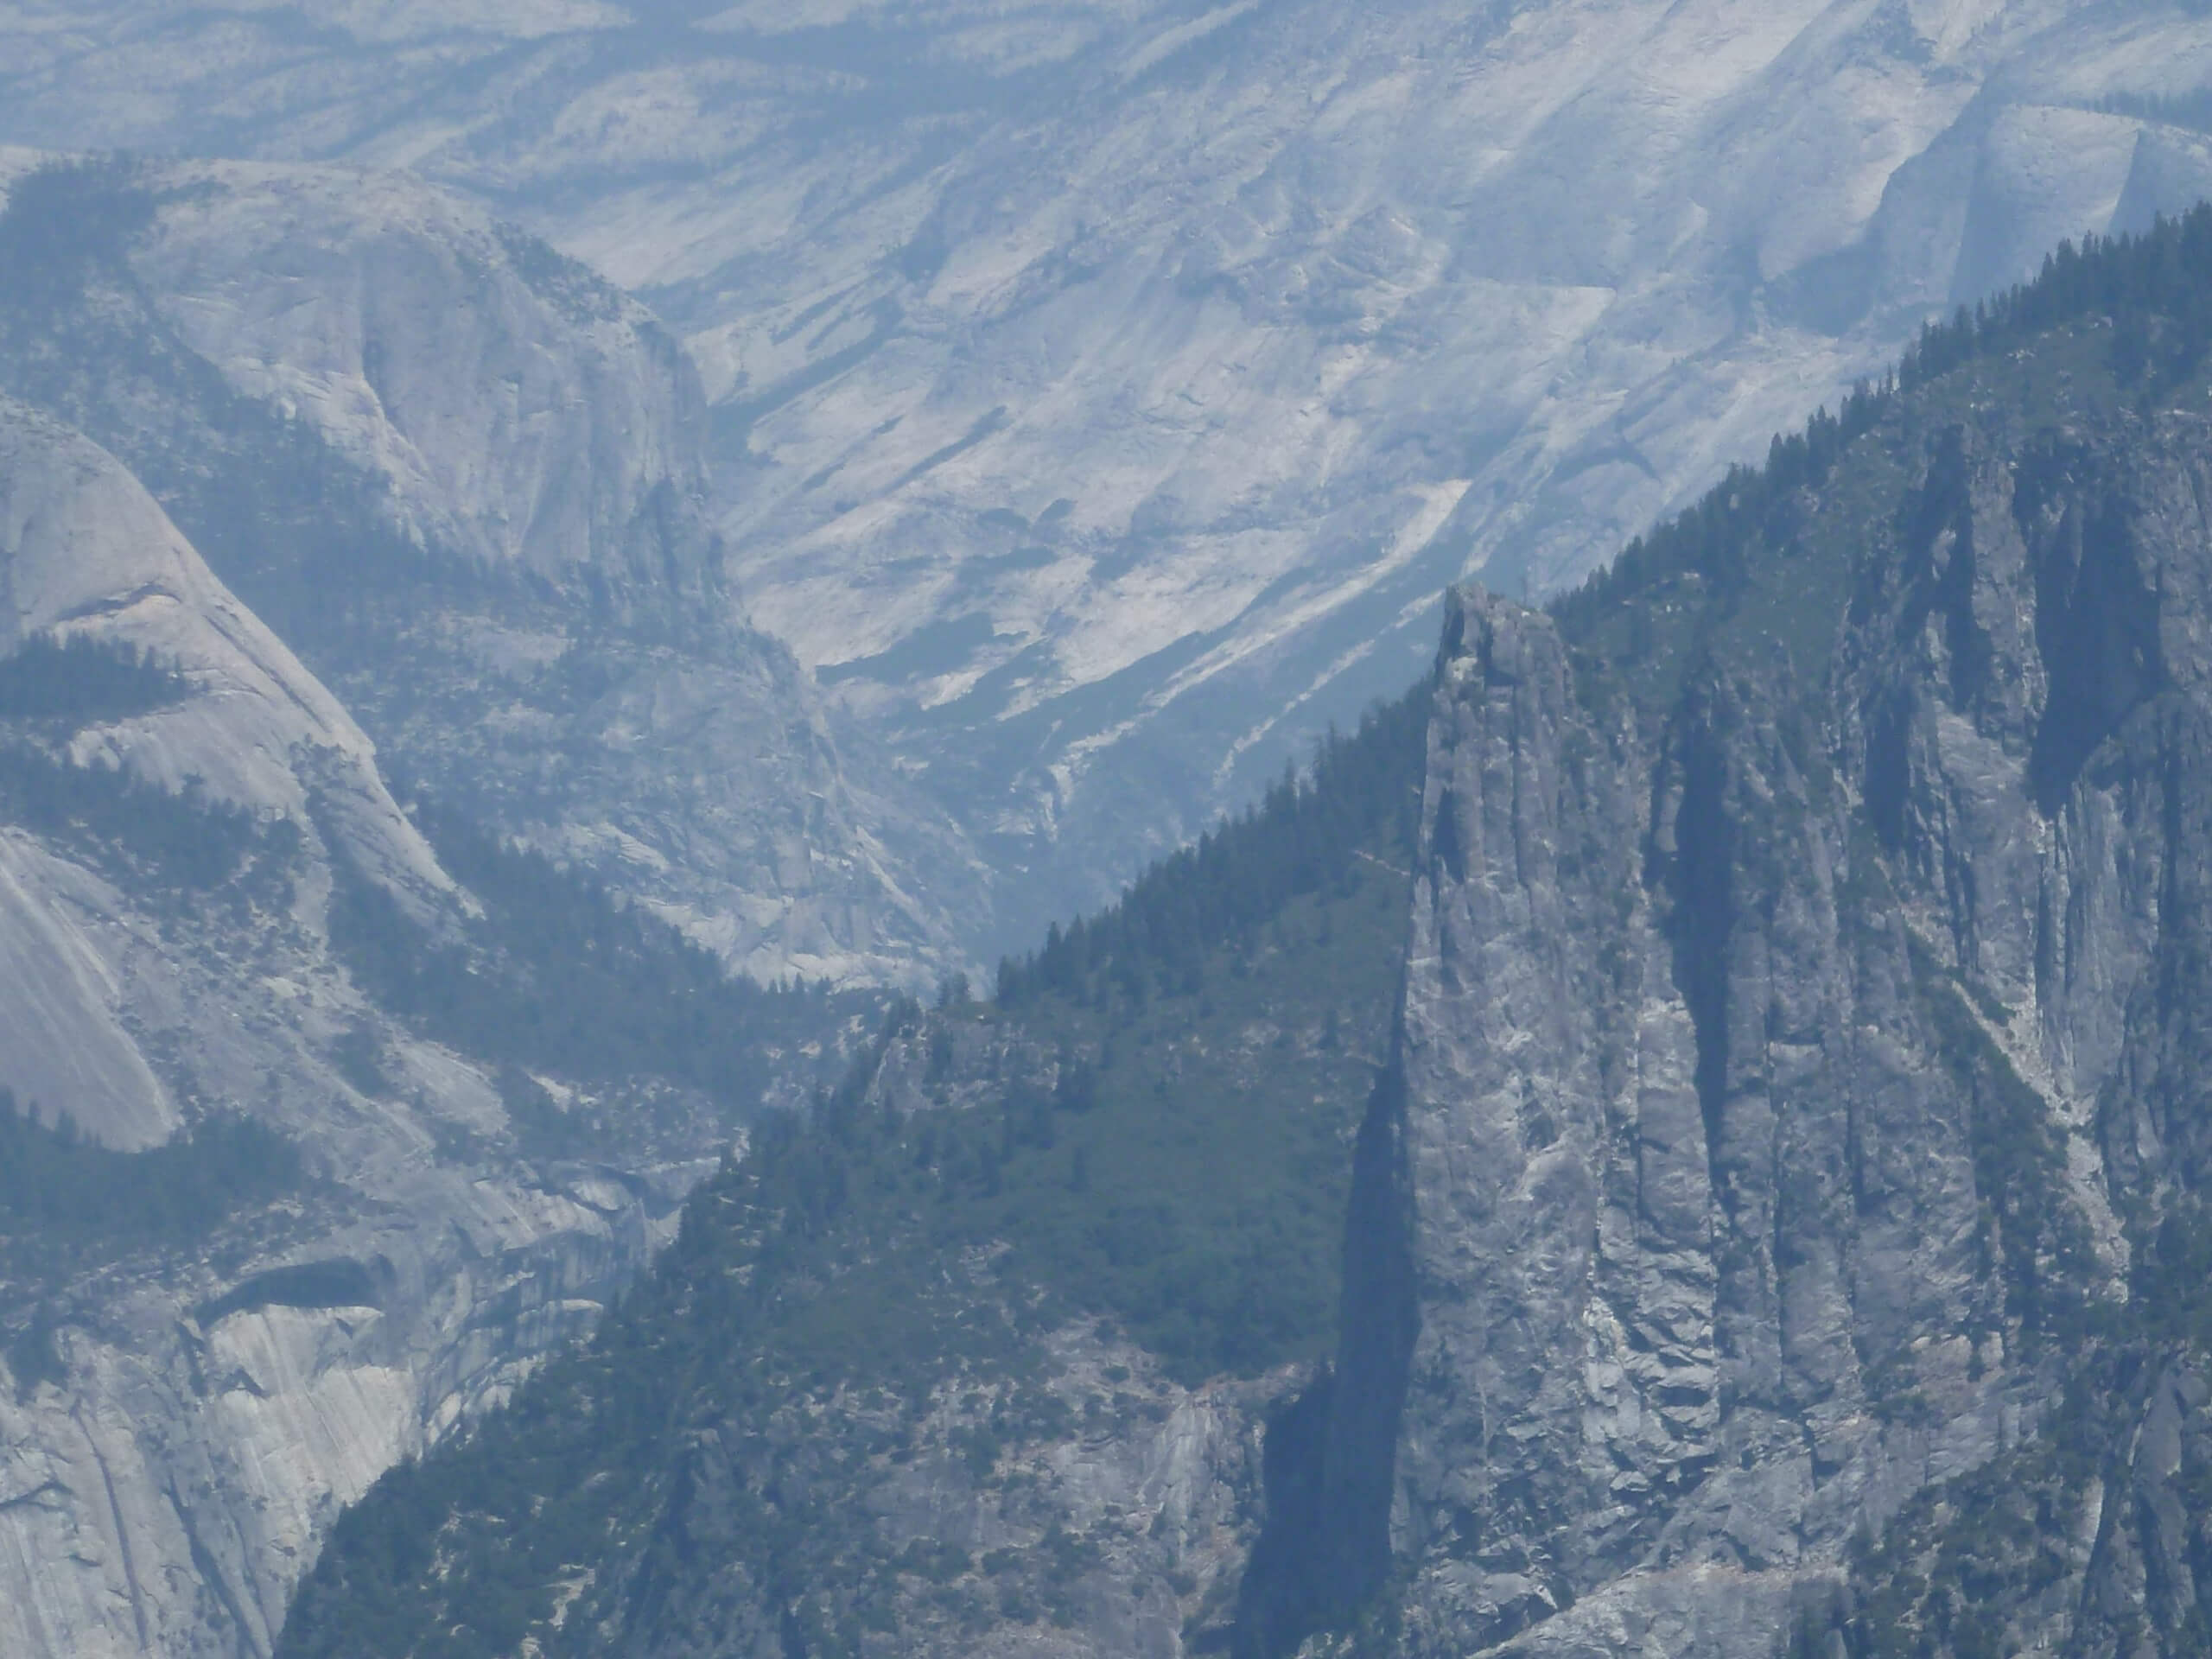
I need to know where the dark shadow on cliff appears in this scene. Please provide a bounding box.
[1230,1036,1418,1658]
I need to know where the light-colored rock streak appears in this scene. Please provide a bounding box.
[0,833,169,1148]
[21,0,2212,938]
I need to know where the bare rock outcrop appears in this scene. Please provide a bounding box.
[1247,374,2212,1654]
[0,397,721,1658]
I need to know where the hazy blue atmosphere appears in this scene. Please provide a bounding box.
[5,3,2212,1656]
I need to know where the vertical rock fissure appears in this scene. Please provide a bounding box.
[166,1478,267,1659]
[75,1402,149,1653]
[2024,462,2163,816]
[1668,702,1738,1219]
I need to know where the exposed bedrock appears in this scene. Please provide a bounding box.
[1248,392,2212,1656]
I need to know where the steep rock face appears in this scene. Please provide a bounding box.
[130,159,721,606]
[10,0,2212,943]
[1368,590,2015,1656]
[0,398,734,1658]
[1258,361,2212,1654]
[0,395,448,1146]
[0,153,987,984]
[0,1168,702,1659]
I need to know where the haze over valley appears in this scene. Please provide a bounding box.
[16,0,2212,935]
[6,3,2212,1657]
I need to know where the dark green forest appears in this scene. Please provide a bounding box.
[0,632,297,898]
[0,745,296,898]
[277,684,1431,1659]
[0,1089,302,1259]
[995,688,1429,1007]
[0,632,186,724]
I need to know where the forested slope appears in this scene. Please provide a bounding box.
[286,207,2212,1659]
[278,689,1431,1659]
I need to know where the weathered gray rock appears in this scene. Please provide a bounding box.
[1252,366,2212,1655]
[0,1169,702,1659]
[0,151,989,987]
[0,394,448,1145]
[0,397,725,1659]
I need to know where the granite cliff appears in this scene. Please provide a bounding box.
[14,0,2212,942]
[0,149,984,986]
[278,213,2212,1658]
[0,340,863,1653]
[0,391,696,1659]
[1241,254,2212,1655]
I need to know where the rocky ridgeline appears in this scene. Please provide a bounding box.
[277,232,2212,1657]
[12,18,2212,1656]
[1245,362,2212,1652]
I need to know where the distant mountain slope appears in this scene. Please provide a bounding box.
[0,394,865,1659]
[283,209,2212,1659]
[0,151,986,985]
[9,0,2212,944]
[0,394,448,1147]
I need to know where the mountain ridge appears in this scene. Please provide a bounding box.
[266,204,2212,1659]
[23,0,2212,947]
[0,149,988,985]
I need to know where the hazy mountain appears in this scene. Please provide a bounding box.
[275,210,2212,1659]
[10,0,2212,941]
[10,6,2212,1658]
[0,391,752,1658]
[0,149,986,985]
[0,162,918,1655]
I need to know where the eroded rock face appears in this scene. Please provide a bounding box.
[1249,382,2212,1655]
[0,1173,699,1659]
[1376,590,2023,1656]
[0,397,725,1658]
[130,159,719,604]
[0,153,988,987]
[13,0,2212,946]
